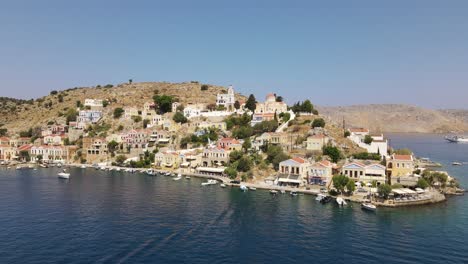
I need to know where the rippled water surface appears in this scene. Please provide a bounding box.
[0,134,467,263]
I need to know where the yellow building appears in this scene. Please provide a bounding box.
[387,154,414,178]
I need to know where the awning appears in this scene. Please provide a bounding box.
[196,167,225,173]
[278,178,301,184]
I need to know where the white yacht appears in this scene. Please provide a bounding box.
[336,197,347,206]
[58,169,70,179]
[361,203,377,211]
[220,183,227,188]
[240,185,248,191]
[445,135,468,143]
[173,174,182,181]
[201,179,218,186]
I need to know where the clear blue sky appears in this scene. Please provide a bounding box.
[1,0,467,109]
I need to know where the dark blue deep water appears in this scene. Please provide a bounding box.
[0,134,467,264]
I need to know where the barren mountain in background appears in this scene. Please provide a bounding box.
[318,104,468,133]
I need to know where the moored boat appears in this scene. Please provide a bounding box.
[320,196,332,204]
[249,187,257,191]
[220,183,227,188]
[336,197,347,206]
[58,169,70,179]
[445,135,468,143]
[201,179,218,186]
[316,193,326,201]
[290,191,298,196]
[452,162,462,166]
[240,185,248,191]
[361,203,377,211]
[269,190,278,195]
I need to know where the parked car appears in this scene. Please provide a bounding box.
[230,180,241,184]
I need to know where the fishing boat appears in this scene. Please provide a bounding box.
[220,183,227,188]
[269,190,278,195]
[173,174,182,181]
[290,191,298,196]
[201,179,218,186]
[445,135,468,143]
[58,169,70,179]
[185,176,191,180]
[452,162,462,166]
[336,197,347,206]
[361,203,377,211]
[240,185,248,191]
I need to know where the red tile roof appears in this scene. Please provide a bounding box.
[292,157,307,164]
[349,128,369,133]
[393,154,413,161]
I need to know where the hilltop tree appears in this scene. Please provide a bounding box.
[129,79,133,84]
[323,145,341,163]
[364,135,373,144]
[245,94,257,112]
[312,118,325,128]
[113,108,124,119]
[302,100,313,113]
[173,112,188,124]
[153,95,174,114]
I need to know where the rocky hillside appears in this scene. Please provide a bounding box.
[0,82,245,134]
[318,104,468,133]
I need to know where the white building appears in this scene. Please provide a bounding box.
[183,105,204,119]
[216,85,235,111]
[255,93,288,114]
[84,99,103,108]
[348,128,388,157]
[30,145,69,163]
[77,110,102,129]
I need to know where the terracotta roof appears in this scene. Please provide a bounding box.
[0,137,10,141]
[318,160,332,167]
[0,144,11,148]
[348,128,369,133]
[292,157,307,164]
[393,154,413,161]
[309,134,325,139]
[17,144,33,151]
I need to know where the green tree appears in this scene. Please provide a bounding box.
[37,154,43,162]
[229,150,243,163]
[237,156,252,172]
[276,96,283,102]
[378,184,392,199]
[323,145,341,163]
[129,79,133,84]
[302,99,313,113]
[58,94,64,103]
[0,128,7,136]
[115,155,127,165]
[108,140,119,154]
[132,116,142,123]
[232,126,253,139]
[344,131,350,137]
[201,84,209,91]
[113,108,124,119]
[242,138,252,152]
[50,90,58,95]
[416,178,429,189]
[153,95,174,114]
[245,94,257,112]
[173,112,188,124]
[364,135,373,144]
[312,118,325,128]
[65,108,78,125]
[143,119,150,128]
[346,180,356,194]
[234,100,241,110]
[332,174,349,194]
[225,167,238,179]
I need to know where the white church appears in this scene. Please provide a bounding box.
[216,85,235,111]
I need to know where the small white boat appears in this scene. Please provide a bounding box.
[220,183,227,188]
[316,193,326,201]
[269,190,278,195]
[336,197,347,206]
[100,166,107,171]
[173,176,182,181]
[39,164,48,168]
[80,165,86,169]
[249,187,257,191]
[58,169,70,179]
[115,168,121,172]
[452,162,462,166]
[361,203,377,211]
[185,176,191,179]
[240,185,248,191]
[290,191,298,196]
[201,179,218,186]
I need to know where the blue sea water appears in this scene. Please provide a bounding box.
[0,134,467,264]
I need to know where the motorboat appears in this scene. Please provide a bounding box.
[240,185,248,191]
[173,174,182,181]
[361,203,377,211]
[316,193,326,201]
[201,179,218,186]
[39,164,48,168]
[58,169,70,179]
[452,162,462,166]
[80,165,86,169]
[445,135,468,143]
[249,187,257,191]
[269,190,278,195]
[320,196,332,204]
[185,176,191,180]
[336,197,347,206]
[290,191,298,196]
[220,183,227,188]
